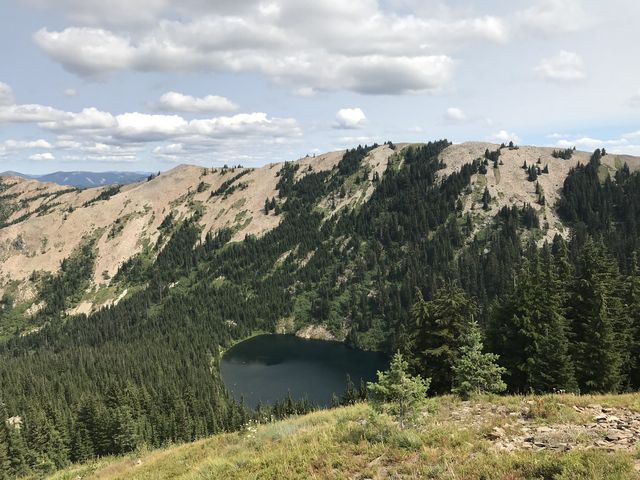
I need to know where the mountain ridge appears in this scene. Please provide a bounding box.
[0,141,638,321]
[0,170,151,188]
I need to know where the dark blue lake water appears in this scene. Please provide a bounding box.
[220,334,388,408]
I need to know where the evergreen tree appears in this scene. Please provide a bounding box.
[482,187,491,211]
[368,352,430,429]
[568,239,625,392]
[625,254,640,388]
[409,286,476,393]
[452,321,506,399]
[490,250,576,393]
[341,375,359,405]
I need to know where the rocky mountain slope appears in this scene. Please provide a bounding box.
[0,142,637,324]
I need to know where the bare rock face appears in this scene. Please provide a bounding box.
[295,324,337,341]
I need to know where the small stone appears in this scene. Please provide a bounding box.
[595,415,607,422]
[536,426,553,433]
[605,431,632,442]
[487,426,506,440]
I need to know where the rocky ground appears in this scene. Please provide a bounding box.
[446,397,640,454]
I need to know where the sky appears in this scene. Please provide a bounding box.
[0,0,638,174]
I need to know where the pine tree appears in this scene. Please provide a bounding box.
[568,239,624,392]
[489,250,576,393]
[452,321,506,399]
[367,352,430,429]
[341,375,358,405]
[0,401,9,480]
[482,187,491,211]
[3,420,28,478]
[625,254,640,388]
[409,286,476,393]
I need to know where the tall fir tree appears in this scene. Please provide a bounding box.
[625,253,640,388]
[409,285,476,394]
[567,239,625,392]
[489,249,576,393]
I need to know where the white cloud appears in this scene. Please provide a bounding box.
[546,132,569,139]
[29,1,512,94]
[535,50,585,82]
[516,0,593,34]
[630,90,640,108]
[294,87,316,97]
[555,135,640,156]
[64,88,77,97]
[624,130,640,140]
[0,104,69,123]
[0,139,53,158]
[0,80,301,165]
[3,139,53,150]
[334,108,367,129]
[24,0,171,25]
[41,107,117,131]
[33,27,136,76]
[337,136,377,145]
[156,91,237,113]
[444,107,467,122]
[29,152,55,161]
[488,130,520,144]
[0,82,14,106]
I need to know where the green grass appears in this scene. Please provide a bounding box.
[45,394,640,480]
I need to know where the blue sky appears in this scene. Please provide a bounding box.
[0,0,639,173]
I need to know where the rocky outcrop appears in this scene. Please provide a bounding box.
[295,324,337,341]
[491,403,640,452]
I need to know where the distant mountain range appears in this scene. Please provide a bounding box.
[0,170,151,188]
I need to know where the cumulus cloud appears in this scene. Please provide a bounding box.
[516,0,593,34]
[488,130,520,144]
[29,0,513,94]
[535,50,586,82]
[0,139,53,158]
[29,152,55,161]
[334,108,367,129]
[444,107,467,123]
[0,80,301,165]
[0,104,69,123]
[0,84,300,144]
[156,91,237,113]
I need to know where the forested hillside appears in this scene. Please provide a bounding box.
[2,140,640,477]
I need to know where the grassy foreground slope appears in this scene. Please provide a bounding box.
[47,394,640,480]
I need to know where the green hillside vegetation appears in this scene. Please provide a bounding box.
[46,393,640,480]
[4,142,640,477]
